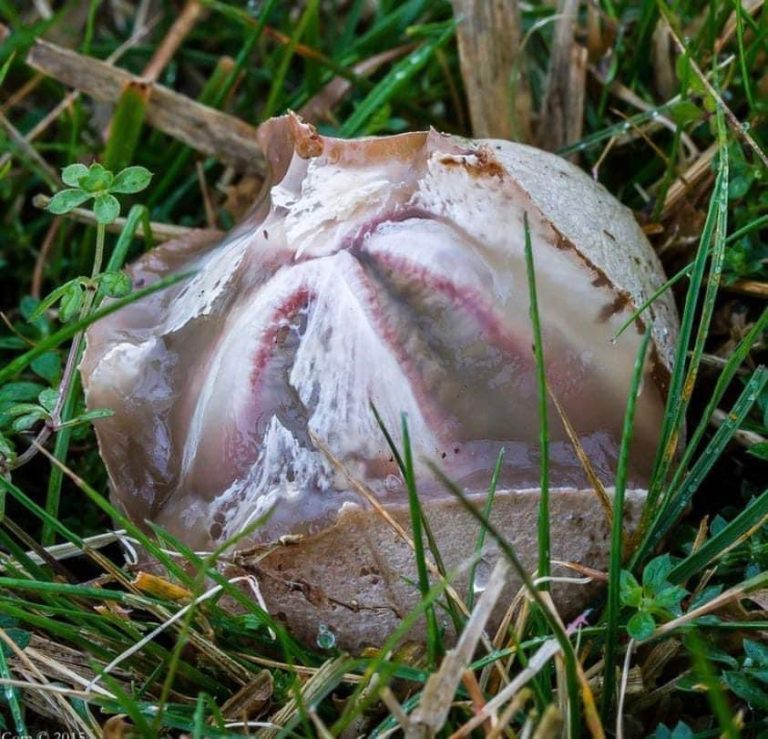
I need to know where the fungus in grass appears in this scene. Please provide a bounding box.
[82,114,678,648]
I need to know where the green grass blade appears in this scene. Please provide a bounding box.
[0,629,26,735]
[0,51,14,88]
[725,213,768,244]
[669,487,768,584]
[0,474,88,551]
[106,204,147,271]
[418,507,465,635]
[611,261,694,342]
[100,672,154,735]
[210,0,279,110]
[0,524,50,581]
[371,402,462,633]
[466,447,504,610]
[601,329,651,721]
[332,574,454,735]
[29,448,280,695]
[370,401,405,471]
[648,114,729,506]
[523,213,550,588]
[40,202,144,545]
[0,272,191,385]
[661,109,730,474]
[732,0,756,111]
[339,23,454,137]
[646,307,768,535]
[262,0,320,120]
[41,379,79,546]
[191,692,208,738]
[143,521,310,665]
[103,83,148,172]
[344,0,429,56]
[557,98,696,156]
[428,464,582,739]
[400,414,442,667]
[0,576,134,602]
[686,631,740,739]
[639,366,768,559]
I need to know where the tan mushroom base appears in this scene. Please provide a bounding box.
[227,487,646,652]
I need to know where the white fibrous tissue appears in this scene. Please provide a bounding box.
[82,114,678,552]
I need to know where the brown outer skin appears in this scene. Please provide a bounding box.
[226,488,645,652]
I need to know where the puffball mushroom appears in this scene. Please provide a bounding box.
[82,114,678,650]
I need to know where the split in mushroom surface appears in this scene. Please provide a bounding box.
[82,114,678,648]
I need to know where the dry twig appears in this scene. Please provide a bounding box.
[450,0,532,141]
[538,0,586,152]
[31,193,221,242]
[21,29,265,172]
[410,560,511,737]
[0,18,158,172]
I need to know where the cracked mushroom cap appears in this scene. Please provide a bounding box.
[82,114,678,650]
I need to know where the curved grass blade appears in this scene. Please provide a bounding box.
[331,574,454,735]
[262,0,320,120]
[0,634,26,736]
[38,206,153,540]
[611,261,694,343]
[631,308,767,568]
[686,631,740,739]
[401,414,442,668]
[655,307,767,496]
[647,109,729,509]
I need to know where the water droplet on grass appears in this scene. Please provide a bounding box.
[472,554,494,594]
[317,623,336,649]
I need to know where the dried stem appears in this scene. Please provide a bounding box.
[450,0,532,141]
[32,193,221,242]
[22,28,265,172]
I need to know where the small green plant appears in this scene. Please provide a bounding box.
[47,162,152,223]
[707,509,768,580]
[620,554,688,641]
[722,638,768,712]
[35,163,151,322]
[649,720,695,739]
[0,162,152,541]
[2,385,111,434]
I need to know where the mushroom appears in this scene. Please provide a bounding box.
[81,114,678,650]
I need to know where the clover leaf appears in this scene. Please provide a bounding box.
[619,555,689,642]
[46,163,153,224]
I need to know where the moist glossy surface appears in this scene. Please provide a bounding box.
[82,115,675,550]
